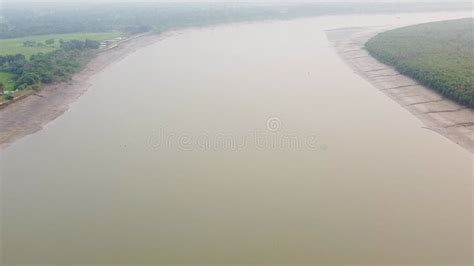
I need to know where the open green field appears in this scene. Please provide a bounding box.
[0,71,15,91]
[0,32,125,58]
[365,18,474,108]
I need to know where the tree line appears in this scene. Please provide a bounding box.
[0,39,100,98]
[1,2,471,39]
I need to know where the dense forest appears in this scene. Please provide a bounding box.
[0,2,471,38]
[365,18,474,108]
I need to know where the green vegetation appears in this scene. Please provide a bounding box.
[0,72,15,92]
[0,32,124,58]
[0,31,124,101]
[0,39,102,100]
[365,18,474,108]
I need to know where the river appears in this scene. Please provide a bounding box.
[1,12,472,264]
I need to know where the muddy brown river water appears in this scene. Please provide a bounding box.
[1,12,472,265]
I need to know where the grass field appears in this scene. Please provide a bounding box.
[365,18,474,108]
[0,32,125,58]
[0,72,15,92]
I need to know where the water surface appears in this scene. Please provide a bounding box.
[1,12,472,264]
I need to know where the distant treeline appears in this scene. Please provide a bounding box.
[0,39,100,95]
[365,18,474,108]
[23,38,56,47]
[0,2,471,38]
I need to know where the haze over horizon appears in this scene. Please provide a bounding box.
[2,0,469,3]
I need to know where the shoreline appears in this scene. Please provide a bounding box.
[0,32,167,150]
[1,19,473,153]
[0,21,268,151]
[326,26,474,153]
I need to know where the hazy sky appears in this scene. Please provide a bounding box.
[2,0,467,7]
[2,0,465,3]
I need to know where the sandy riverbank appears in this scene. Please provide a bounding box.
[0,33,167,150]
[326,26,474,153]
[2,23,473,153]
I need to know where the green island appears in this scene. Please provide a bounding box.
[365,18,474,108]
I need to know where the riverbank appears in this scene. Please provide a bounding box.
[0,33,166,150]
[326,26,474,153]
